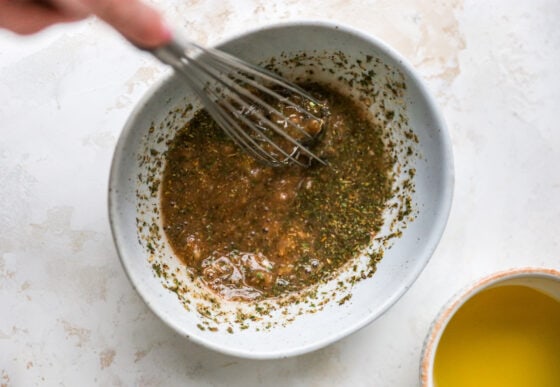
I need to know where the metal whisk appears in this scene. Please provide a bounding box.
[150,37,327,167]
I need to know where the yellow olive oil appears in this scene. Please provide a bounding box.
[434,285,560,387]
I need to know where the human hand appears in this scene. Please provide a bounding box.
[0,0,171,48]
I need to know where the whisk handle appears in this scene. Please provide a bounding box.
[148,39,186,69]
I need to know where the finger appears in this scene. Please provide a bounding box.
[0,1,85,35]
[48,0,92,19]
[78,0,171,48]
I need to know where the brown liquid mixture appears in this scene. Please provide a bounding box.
[160,85,394,301]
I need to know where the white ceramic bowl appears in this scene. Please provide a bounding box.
[420,268,560,386]
[109,21,454,359]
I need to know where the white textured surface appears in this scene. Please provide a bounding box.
[1,1,559,385]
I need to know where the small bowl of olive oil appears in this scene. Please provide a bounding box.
[421,268,560,387]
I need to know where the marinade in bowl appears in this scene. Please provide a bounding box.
[133,45,420,333]
[160,84,394,302]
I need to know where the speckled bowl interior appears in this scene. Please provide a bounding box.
[109,21,454,359]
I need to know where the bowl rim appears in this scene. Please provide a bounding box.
[420,267,560,386]
[108,19,455,359]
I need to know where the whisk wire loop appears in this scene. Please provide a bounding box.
[151,38,327,167]
[174,49,309,166]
